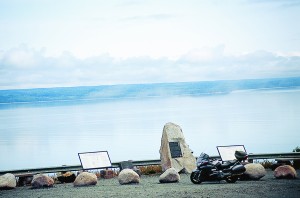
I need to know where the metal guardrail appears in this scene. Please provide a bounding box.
[247,152,300,160]
[0,165,82,177]
[1,152,299,177]
[210,152,300,161]
[0,159,162,177]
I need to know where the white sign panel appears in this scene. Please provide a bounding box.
[78,151,112,170]
[217,145,246,162]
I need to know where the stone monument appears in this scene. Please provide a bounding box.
[159,122,196,173]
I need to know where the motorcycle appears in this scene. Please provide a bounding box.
[190,151,248,184]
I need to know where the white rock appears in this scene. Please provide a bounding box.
[159,168,180,183]
[159,122,196,173]
[118,169,140,185]
[0,173,17,189]
[242,163,266,180]
[73,172,97,187]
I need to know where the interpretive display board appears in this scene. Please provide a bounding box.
[217,145,246,162]
[78,151,112,170]
[169,142,183,158]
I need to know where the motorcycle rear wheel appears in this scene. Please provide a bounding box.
[190,172,202,184]
[225,175,238,183]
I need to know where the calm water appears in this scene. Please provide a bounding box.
[1,88,300,171]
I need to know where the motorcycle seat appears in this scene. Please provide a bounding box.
[220,163,231,169]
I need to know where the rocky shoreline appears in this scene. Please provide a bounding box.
[0,170,299,198]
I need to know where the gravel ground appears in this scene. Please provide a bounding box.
[1,170,299,198]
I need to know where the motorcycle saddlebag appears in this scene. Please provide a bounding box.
[232,165,246,174]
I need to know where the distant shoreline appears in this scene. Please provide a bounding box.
[1,77,300,105]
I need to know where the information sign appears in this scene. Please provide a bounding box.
[169,142,183,158]
[78,151,112,170]
[217,145,246,162]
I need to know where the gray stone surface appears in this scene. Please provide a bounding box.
[1,170,300,198]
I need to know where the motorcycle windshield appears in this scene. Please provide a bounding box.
[197,153,209,163]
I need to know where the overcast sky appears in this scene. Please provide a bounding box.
[1,0,300,89]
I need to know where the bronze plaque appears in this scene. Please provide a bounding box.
[169,142,182,158]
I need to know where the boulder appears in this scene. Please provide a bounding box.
[0,173,17,190]
[271,160,292,171]
[57,171,76,183]
[274,165,297,179]
[31,174,54,189]
[119,160,141,176]
[241,163,266,180]
[118,169,140,185]
[73,172,97,187]
[159,168,180,183]
[159,122,196,173]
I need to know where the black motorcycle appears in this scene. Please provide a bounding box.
[190,151,247,184]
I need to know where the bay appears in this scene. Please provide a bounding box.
[1,88,300,171]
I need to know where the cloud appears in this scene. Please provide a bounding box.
[244,0,300,8]
[1,45,44,68]
[181,45,226,62]
[122,14,174,22]
[1,45,300,89]
[114,0,142,7]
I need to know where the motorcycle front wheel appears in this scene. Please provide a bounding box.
[225,175,238,183]
[190,171,202,184]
